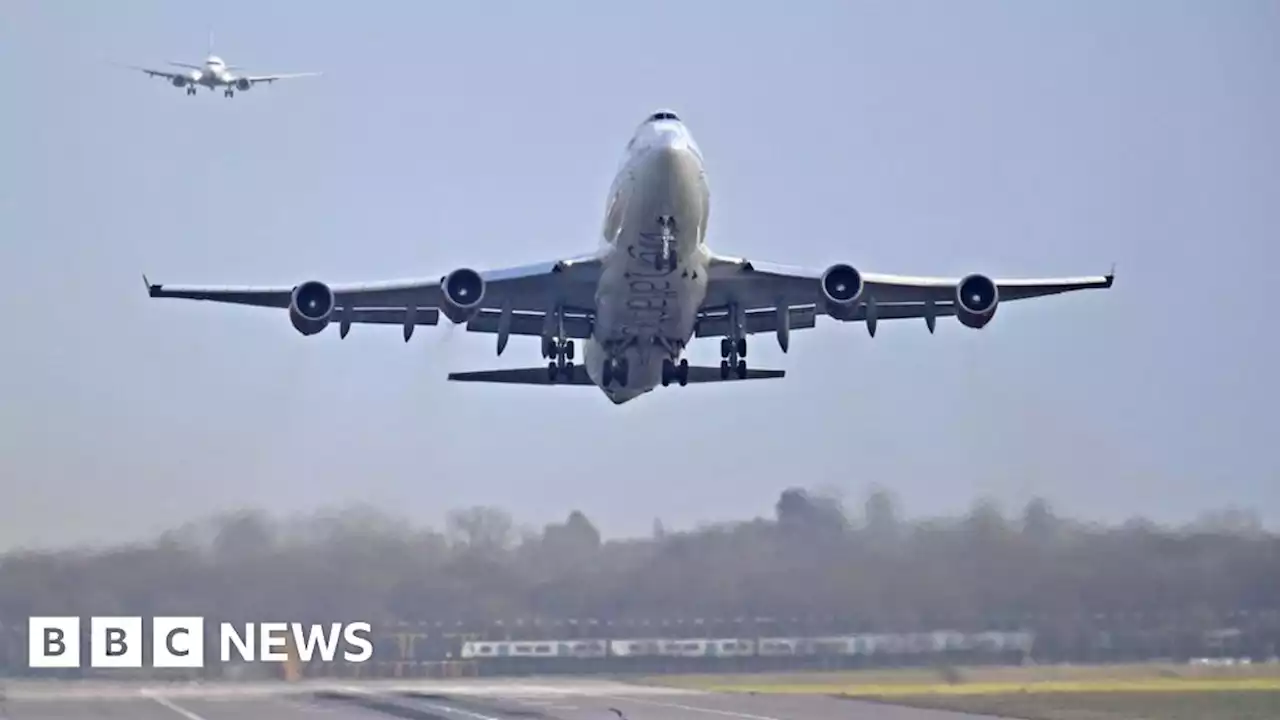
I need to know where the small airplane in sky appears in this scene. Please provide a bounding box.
[144,110,1115,405]
[127,34,319,97]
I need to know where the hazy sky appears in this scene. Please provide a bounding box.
[1,1,1277,550]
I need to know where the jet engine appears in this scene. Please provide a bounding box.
[171,77,188,88]
[955,273,999,329]
[289,280,335,336]
[440,268,485,324]
[820,263,864,320]
[235,78,251,91]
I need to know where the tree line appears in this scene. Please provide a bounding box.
[0,487,1276,657]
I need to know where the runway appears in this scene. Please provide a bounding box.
[0,678,996,720]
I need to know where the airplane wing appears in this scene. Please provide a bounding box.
[241,72,322,85]
[448,365,785,385]
[144,254,605,339]
[703,253,1114,338]
[129,65,188,82]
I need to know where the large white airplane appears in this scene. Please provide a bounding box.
[128,39,319,97]
[145,110,1115,404]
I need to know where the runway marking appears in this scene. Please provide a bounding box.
[145,693,210,720]
[602,696,785,720]
[416,700,505,720]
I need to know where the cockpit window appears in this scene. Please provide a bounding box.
[647,111,680,122]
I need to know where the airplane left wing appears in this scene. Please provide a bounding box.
[703,253,1114,340]
[240,72,322,85]
[144,254,603,340]
[130,66,188,82]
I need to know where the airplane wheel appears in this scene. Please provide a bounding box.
[614,358,629,387]
[561,361,574,380]
[736,359,748,379]
[661,359,673,386]
[719,360,730,380]
[565,341,575,361]
[542,337,555,358]
[547,362,558,382]
[737,338,747,357]
[720,338,731,358]
[677,359,689,386]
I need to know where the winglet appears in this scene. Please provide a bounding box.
[143,273,159,297]
[1104,262,1116,287]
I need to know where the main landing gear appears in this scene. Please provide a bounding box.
[224,89,235,98]
[661,357,689,387]
[542,336,575,382]
[719,303,749,380]
[186,86,197,96]
[654,215,677,272]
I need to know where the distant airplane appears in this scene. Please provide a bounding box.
[127,34,319,97]
[145,109,1115,405]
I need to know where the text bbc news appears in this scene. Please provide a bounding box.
[27,617,373,668]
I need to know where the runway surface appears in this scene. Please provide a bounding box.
[0,678,997,720]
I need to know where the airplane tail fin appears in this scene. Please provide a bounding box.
[447,365,785,385]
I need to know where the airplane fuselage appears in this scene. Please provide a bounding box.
[584,115,711,404]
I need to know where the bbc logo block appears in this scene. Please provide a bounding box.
[28,617,371,668]
[29,616,199,669]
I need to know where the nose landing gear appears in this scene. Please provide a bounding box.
[654,215,677,272]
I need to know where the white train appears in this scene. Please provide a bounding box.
[459,630,1033,659]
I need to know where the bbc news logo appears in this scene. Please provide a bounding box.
[28,617,373,668]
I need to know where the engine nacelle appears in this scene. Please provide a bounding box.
[820,263,864,320]
[440,268,485,324]
[171,76,188,88]
[235,78,251,91]
[955,273,999,329]
[289,280,335,336]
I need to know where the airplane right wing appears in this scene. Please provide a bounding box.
[241,72,322,86]
[701,253,1114,343]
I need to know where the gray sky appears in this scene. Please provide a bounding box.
[1,1,1277,550]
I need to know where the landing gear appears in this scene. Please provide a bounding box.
[540,307,577,382]
[719,304,749,379]
[224,89,234,98]
[542,337,575,382]
[602,356,630,387]
[655,215,677,272]
[661,357,689,387]
[186,87,197,96]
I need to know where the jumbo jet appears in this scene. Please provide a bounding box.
[145,110,1115,404]
[129,48,319,97]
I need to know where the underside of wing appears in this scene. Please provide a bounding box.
[704,253,1113,337]
[143,254,603,341]
[245,72,322,84]
[132,66,185,82]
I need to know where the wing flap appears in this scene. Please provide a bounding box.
[465,310,593,339]
[695,306,818,337]
[341,308,440,326]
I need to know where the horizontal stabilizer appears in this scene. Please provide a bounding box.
[448,365,595,385]
[447,365,785,386]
